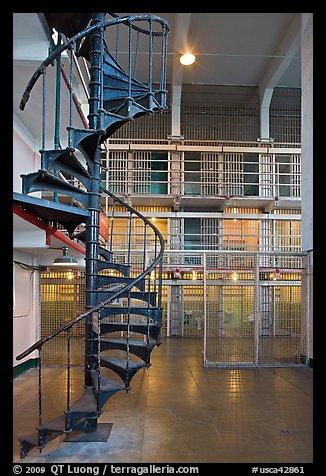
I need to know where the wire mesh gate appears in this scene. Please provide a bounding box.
[203,251,308,367]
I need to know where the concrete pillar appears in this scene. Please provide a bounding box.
[301,13,313,253]
[301,13,313,363]
[170,85,182,138]
[259,88,273,140]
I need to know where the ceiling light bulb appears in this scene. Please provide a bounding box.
[180,53,196,65]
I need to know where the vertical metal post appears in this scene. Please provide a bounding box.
[109,201,115,252]
[203,252,207,365]
[148,18,153,93]
[158,257,163,309]
[53,33,62,203]
[66,328,71,412]
[41,69,46,155]
[143,222,147,272]
[38,351,42,429]
[128,20,132,97]
[127,211,132,266]
[65,328,72,433]
[166,285,171,337]
[85,13,105,388]
[254,252,260,366]
[305,254,311,363]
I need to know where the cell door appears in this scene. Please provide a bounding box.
[183,286,204,337]
[168,285,204,337]
[205,284,255,365]
[169,285,184,337]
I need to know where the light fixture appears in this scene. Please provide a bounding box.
[180,53,196,66]
[232,272,238,281]
[53,247,79,266]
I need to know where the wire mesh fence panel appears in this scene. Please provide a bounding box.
[40,268,86,365]
[203,251,308,367]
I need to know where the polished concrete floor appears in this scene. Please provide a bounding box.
[13,338,313,463]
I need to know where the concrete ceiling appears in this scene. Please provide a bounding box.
[116,12,301,88]
[13,12,301,145]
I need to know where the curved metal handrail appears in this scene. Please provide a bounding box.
[19,14,169,111]
[16,185,164,361]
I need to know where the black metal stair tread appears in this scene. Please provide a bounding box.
[13,192,89,218]
[100,321,160,328]
[90,370,124,392]
[69,387,97,413]
[25,169,89,194]
[96,275,145,291]
[13,192,89,236]
[100,306,162,320]
[100,339,156,348]
[96,259,130,273]
[18,433,39,445]
[100,356,147,370]
[42,414,66,431]
[41,147,90,178]
[18,415,66,444]
[101,307,159,315]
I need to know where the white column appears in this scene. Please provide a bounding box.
[301,13,313,253]
[171,85,182,138]
[301,13,313,364]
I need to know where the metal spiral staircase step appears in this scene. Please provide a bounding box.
[99,321,161,342]
[69,387,97,414]
[18,414,66,458]
[93,290,157,305]
[100,305,162,320]
[98,246,114,262]
[102,49,149,94]
[99,110,132,139]
[21,169,89,207]
[89,370,124,410]
[13,192,89,236]
[100,339,156,363]
[72,235,114,263]
[67,127,105,164]
[89,370,124,393]
[103,96,150,118]
[96,259,131,275]
[96,274,145,292]
[72,235,114,264]
[99,356,147,387]
[40,147,91,188]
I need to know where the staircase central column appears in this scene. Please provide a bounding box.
[84,12,105,387]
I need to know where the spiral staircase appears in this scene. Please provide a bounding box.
[14,13,169,458]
